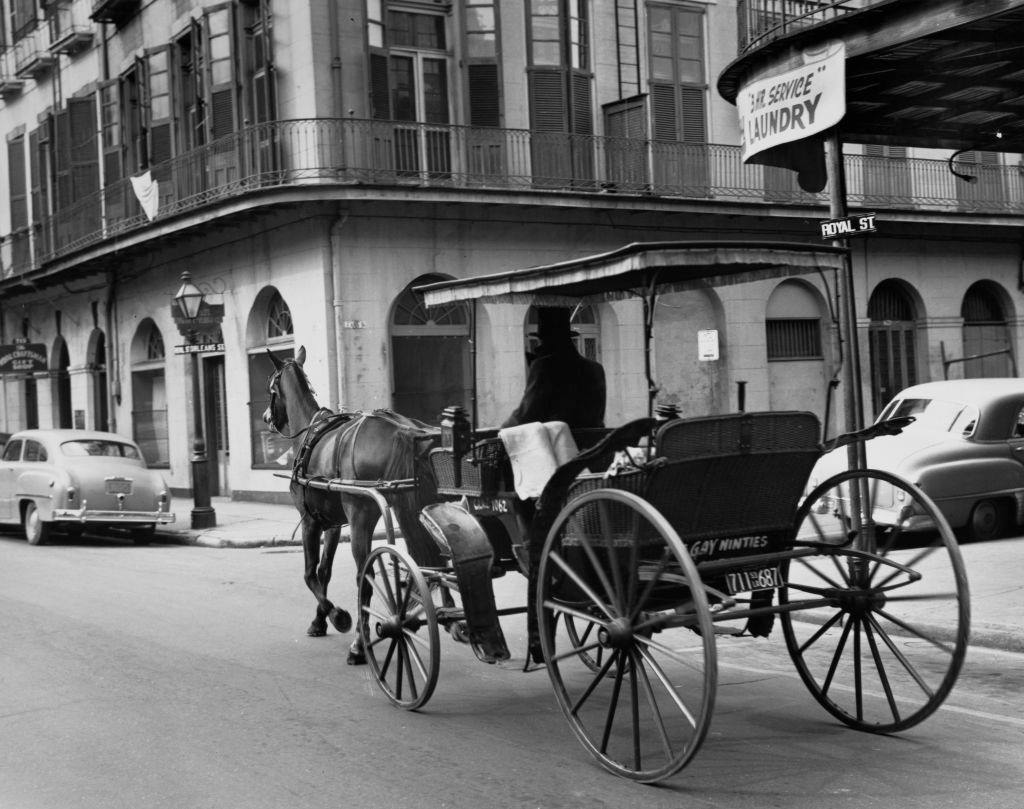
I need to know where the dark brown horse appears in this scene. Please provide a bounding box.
[262,347,442,664]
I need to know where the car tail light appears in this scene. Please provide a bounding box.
[66,487,76,502]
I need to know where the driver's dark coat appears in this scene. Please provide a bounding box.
[502,340,606,429]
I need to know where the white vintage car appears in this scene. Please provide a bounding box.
[810,379,1024,541]
[0,429,175,545]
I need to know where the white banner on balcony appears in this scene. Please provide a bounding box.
[130,170,160,221]
[738,40,846,163]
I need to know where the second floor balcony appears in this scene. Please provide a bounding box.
[3,117,1022,282]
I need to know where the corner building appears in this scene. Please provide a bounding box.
[1,0,1021,502]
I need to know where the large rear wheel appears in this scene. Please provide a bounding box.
[781,468,970,733]
[537,488,716,783]
[357,545,440,710]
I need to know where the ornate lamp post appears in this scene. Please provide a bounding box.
[173,271,217,529]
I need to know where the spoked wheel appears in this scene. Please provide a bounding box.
[537,489,716,783]
[781,468,970,733]
[357,545,440,710]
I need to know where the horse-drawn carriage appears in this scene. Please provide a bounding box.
[267,242,970,784]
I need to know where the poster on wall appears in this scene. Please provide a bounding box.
[0,342,48,375]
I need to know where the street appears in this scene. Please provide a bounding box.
[1,530,1022,809]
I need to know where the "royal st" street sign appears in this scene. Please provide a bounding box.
[820,213,877,240]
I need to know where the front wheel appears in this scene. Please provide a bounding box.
[357,545,440,710]
[782,468,970,733]
[24,503,51,546]
[537,488,716,783]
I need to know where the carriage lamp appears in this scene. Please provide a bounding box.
[173,270,217,529]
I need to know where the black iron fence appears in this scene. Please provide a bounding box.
[3,116,1022,278]
[737,0,875,52]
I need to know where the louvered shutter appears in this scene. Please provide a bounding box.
[529,69,567,131]
[603,97,648,188]
[70,96,100,201]
[53,109,73,210]
[29,128,42,224]
[650,83,677,140]
[145,48,173,169]
[679,87,705,142]
[8,135,29,268]
[570,71,592,135]
[468,63,499,127]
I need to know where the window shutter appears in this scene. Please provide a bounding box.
[7,136,28,231]
[370,53,390,119]
[651,82,677,140]
[69,96,100,201]
[29,128,42,223]
[570,71,593,135]
[99,82,122,187]
[54,109,73,209]
[210,89,235,139]
[529,69,567,132]
[468,63,499,127]
[679,87,705,142]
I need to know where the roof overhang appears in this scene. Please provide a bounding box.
[718,0,1024,153]
[417,241,849,307]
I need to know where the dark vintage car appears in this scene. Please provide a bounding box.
[0,429,175,545]
[810,379,1024,540]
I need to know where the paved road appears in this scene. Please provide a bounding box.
[1,532,1022,809]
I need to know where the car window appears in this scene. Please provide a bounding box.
[1012,406,1024,439]
[887,398,969,433]
[1,439,23,461]
[22,440,48,462]
[60,440,142,460]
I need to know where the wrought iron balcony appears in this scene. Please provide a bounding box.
[0,49,25,97]
[737,0,881,52]
[5,117,1022,280]
[13,32,56,79]
[48,2,95,56]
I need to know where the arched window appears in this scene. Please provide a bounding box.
[962,282,1012,378]
[765,281,822,360]
[868,280,918,414]
[247,288,295,467]
[524,304,601,360]
[130,320,169,466]
[390,275,471,423]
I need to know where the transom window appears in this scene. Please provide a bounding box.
[267,292,294,339]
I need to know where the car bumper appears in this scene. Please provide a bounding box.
[51,507,176,525]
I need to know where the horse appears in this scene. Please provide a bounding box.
[262,346,443,664]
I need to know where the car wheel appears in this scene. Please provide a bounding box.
[24,503,51,546]
[967,499,1005,542]
[131,525,156,545]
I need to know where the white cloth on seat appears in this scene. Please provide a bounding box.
[499,421,579,499]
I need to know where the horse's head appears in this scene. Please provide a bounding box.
[263,346,311,435]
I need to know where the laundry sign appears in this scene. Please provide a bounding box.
[737,41,846,163]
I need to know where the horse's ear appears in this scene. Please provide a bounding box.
[296,346,306,366]
[267,349,284,371]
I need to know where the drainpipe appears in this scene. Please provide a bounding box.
[331,214,350,410]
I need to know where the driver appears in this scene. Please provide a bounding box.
[502,307,606,429]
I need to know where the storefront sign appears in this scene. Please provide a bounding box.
[0,342,47,374]
[738,41,846,163]
[820,213,877,239]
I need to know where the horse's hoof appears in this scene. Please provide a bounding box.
[346,650,367,666]
[329,608,352,634]
[307,622,328,637]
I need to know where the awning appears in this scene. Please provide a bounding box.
[418,241,849,307]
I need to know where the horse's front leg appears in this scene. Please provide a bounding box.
[302,517,351,637]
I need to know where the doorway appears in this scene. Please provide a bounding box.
[203,355,229,496]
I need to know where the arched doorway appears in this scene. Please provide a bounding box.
[130,320,169,466]
[765,280,829,421]
[247,288,294,469]
[51,337,72,428]
[390,275,471,424]
[868,280,919,415]
[961,282,1014,378]
[87,330,109,431]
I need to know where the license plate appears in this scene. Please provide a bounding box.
[105,478,133,495]
[725,565,782,595]
[467,496,510,514]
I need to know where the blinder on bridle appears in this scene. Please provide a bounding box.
[264,359,317,439]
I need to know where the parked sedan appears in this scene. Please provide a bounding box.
[811,379,1024,541]
[0,429,175,545]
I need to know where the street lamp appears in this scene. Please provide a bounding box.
[173,271,217,529]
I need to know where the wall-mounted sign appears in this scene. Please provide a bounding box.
[820,213,877,240]
[0,342,47,374]
[698,329,720,361]
[173,343,226,355]
[738,41,846,163]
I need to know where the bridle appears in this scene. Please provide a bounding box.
[266,362,329,439]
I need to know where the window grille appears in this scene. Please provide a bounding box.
[766,318,821,360]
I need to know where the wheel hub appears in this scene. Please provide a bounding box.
[597,617,634,649]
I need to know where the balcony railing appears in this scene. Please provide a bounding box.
[737,0,880,52]
[5,117,1023,278]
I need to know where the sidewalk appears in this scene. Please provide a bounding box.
[157,496,1024,654]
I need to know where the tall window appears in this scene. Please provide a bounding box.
[868,281,918,415]
[369,5,452,178]
[648,2,708,193]
[248,289,294,468]
[527,0,594,186]
[130,321,169,466]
